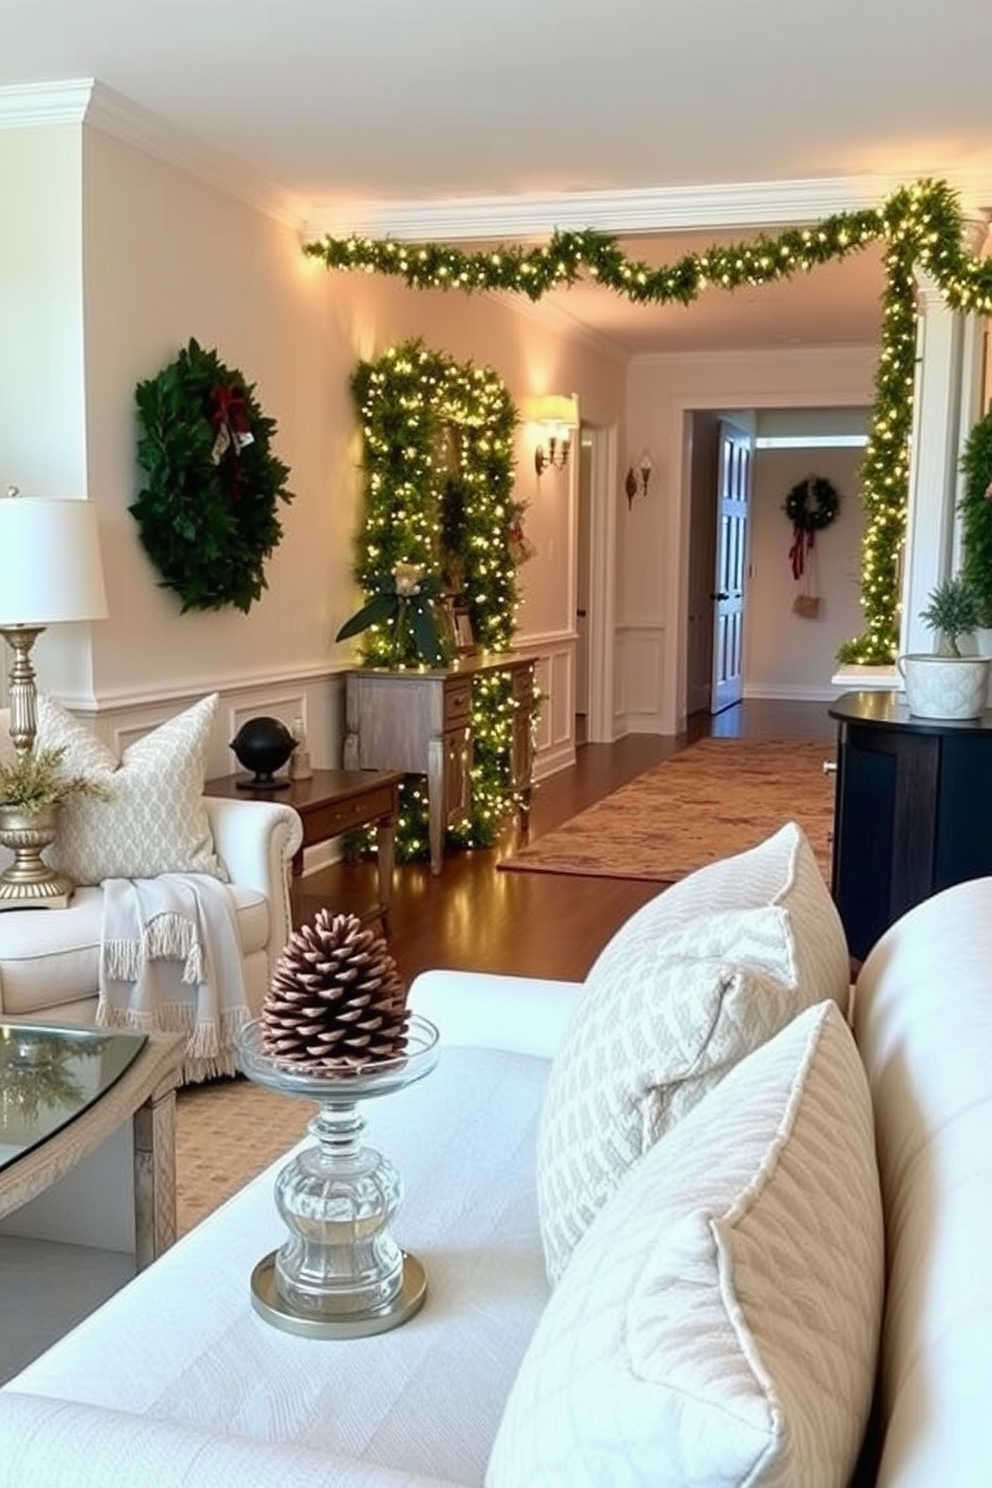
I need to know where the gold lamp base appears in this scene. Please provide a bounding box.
[0,804,74,911]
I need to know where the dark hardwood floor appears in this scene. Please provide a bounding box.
[294,699,836,987]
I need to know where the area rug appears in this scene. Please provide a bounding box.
[501,737,834,884]
[175,1077,315,1236]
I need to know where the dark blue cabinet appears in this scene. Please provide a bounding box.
[829,691,992,960]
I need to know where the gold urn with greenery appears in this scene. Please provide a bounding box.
[0,746,105,907]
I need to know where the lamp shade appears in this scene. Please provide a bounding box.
[527,394,579,429]
[0,494,108,627]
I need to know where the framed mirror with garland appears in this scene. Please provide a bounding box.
[304,178,992,666]
[342,338,530,862]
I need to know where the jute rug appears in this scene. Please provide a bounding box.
[175,1077,316,1236]
[501,737,834,884]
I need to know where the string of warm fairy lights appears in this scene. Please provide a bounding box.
[349,340,524,858]
[309,178,992,664]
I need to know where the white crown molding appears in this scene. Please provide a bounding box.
[5,80,987,253]
[304,171,992,243]
[0,78,95,127]
[0,78,309,229]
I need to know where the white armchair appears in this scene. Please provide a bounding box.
[0,794,302,1029]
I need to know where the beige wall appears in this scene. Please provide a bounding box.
[0,126,94,700]
[2,120,625,781]
[622,346,878,732]
[82,126,336,703]
[745,444,866,699]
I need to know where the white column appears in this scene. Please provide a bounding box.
[900,246,986,656]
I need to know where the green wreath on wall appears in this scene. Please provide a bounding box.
[346,338,525,860]
[131,338,294,613]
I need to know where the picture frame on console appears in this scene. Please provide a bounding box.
[453,605,475,656]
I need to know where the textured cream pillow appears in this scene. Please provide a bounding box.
[37,693,225,885]
[488,1001,884,1488]
[536,821,850,1285]
[586,819,850,1009]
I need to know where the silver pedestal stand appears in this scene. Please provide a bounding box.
[236,1014,439,1339]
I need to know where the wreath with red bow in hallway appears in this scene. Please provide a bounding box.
[131,338,294,612]
[783,475,840,580]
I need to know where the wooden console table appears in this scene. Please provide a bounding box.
[205,769,404,932]
[343,654,536,875]
[829,690,992,959]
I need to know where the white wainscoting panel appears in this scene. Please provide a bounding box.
[525,636,577,781]
[615,624,668,734]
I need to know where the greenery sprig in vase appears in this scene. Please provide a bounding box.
[0,746,106,815]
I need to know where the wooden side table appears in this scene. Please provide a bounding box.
[205,769,404,933]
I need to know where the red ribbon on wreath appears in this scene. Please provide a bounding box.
[789,526,815,580]
[209,384,254,493]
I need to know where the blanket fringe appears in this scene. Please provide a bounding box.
[96,1001,249,1084]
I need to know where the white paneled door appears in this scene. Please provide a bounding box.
[710,421,752,712]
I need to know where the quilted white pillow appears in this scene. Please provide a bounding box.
[36,693,226,885]
[488,1000,884,1488]
[586,819,849,1009]
[536,821,850,1284]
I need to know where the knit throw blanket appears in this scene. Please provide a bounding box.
[98,874,249,1083]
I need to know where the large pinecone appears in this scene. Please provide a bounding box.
[262,910,409,1071]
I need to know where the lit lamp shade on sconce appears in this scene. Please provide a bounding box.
[528,394,579,476]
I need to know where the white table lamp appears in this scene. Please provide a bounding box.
[0,487,108,907]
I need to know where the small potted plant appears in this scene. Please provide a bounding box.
[898,574,991,719]
[0,745,107,900]
[0,744,103,816]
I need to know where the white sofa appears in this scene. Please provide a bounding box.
[0,796,302,1027]
[0,839,988,1487]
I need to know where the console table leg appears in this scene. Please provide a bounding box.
[376,816,396,935]
[133,1088,177,1269]
[426,739,445,875]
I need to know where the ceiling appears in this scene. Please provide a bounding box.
[2,0,991,355]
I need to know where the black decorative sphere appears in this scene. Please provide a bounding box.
[230,716,296,789]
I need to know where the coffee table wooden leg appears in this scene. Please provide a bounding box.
[133,1087,178,1269]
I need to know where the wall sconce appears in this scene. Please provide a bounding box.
[528,395,579,477]
[624,450,654,509]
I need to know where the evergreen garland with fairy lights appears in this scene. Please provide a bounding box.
[957,408,992,629]
[347,339,525,860]
[307,179,992,665]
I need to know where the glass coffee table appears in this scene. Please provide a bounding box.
[0,1022,185,1268]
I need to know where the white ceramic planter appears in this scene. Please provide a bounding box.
[897,653,991,720]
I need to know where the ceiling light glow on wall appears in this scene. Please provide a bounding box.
[529,395,579,477]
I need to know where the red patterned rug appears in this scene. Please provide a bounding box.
[501,737,834,884]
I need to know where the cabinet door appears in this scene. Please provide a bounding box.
[832,724,939,961]
[934,732,992,889]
